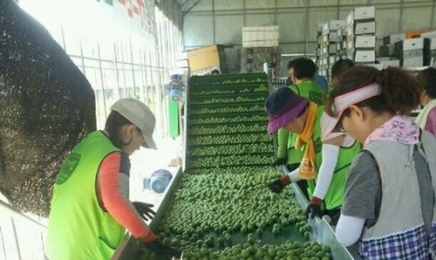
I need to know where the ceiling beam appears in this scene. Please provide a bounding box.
[182,0,202,16]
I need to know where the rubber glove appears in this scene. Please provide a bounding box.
[268,175,291,193]
[271,157,287,167]
[132,201,156,221]
[305,196,323,219]
[145,239,182,259]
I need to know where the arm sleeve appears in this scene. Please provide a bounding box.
[98,152,156,243]
[287,167,301,183]
[341,151,380,220]
[312,144,340,200]
[335,215,366,247]
[277,128,290,159]
[425,107,436,136]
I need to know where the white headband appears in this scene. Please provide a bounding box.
[323,83,382,140]
[333,83,382,115]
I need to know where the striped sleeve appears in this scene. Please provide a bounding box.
[97,152,156,243]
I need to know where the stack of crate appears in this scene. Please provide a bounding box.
[420,30,436,67]
[336,27,347,61]
[319,20,345,82]
[377,33,405,67]
[344,6,376,65]
[394,38,431,67]
[239,47,281,75]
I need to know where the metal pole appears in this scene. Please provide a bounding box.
[113,43,122,100]
[399,0,404,32]
[304,0,310,55]
[274,0,278,25]
[186,1,434,14]
[430,0,436,30]
[337,0,340,19]
[139,47,147,104]
[120,41,128,98]
[0,228,7,260]
[11,218,22,260]
[243,0,246,26]
[97,40,108,121]
[0,201,47,230]
[79,37,86,75]
[60,26,67,50]
[129,37,137,99]
[212,0,216,44]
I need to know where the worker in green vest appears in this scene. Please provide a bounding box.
[45,98,181,260]
[266,87,360,224]
[272,57,324,198]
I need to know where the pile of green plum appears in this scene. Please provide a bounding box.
[190,115,267,125]
[190,96,266,105]
[189,134,272,146]
[189,105,265,115]
[189,124,266,135]
[190,143,273,157]
[140,167,332,260]
[189,154,273,168]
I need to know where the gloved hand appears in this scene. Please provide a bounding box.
[132,201,156,221]
[305,196,323,220]
[271,157,287,167]
[268,175,291,193]
[145,239,182,259]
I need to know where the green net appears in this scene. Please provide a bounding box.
[0,0,96,216]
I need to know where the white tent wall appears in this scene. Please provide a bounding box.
[183,0,436,76]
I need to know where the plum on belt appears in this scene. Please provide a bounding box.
[140,167,332,260]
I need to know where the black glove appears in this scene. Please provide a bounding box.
[271,157,287,167]
[305,197,323,220]
[267,175,290,193]
[145,240,182,259]
[132,201,156,221]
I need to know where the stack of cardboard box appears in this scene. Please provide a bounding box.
[318,20,345,81]
[345,6,377,65]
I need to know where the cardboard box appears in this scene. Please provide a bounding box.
[354,21,376,35]
[406,30,429,39]
[329,55,337,64]
[402,57,424,67]
[379,44,395,56]
[346,6,376,26]
[354,50,376,62]
[242,26,279,48]
[400,38,427,50]
[187,45,228,72]
[347,35,376,50]
[376,57,401,67]
[402,50,424,59]
[383,33,406,45]
[421,30,436,39]
[365,64,385,70]
[322,20,346,35]
[322,33,336,43]
[430,38,436,50]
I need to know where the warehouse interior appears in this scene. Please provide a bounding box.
[0,0,436,259]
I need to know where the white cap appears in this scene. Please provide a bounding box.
[111,98,157,150]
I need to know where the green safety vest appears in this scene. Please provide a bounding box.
[305,107,361,210]
[277,80,325,165]
[45,131,126,260]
